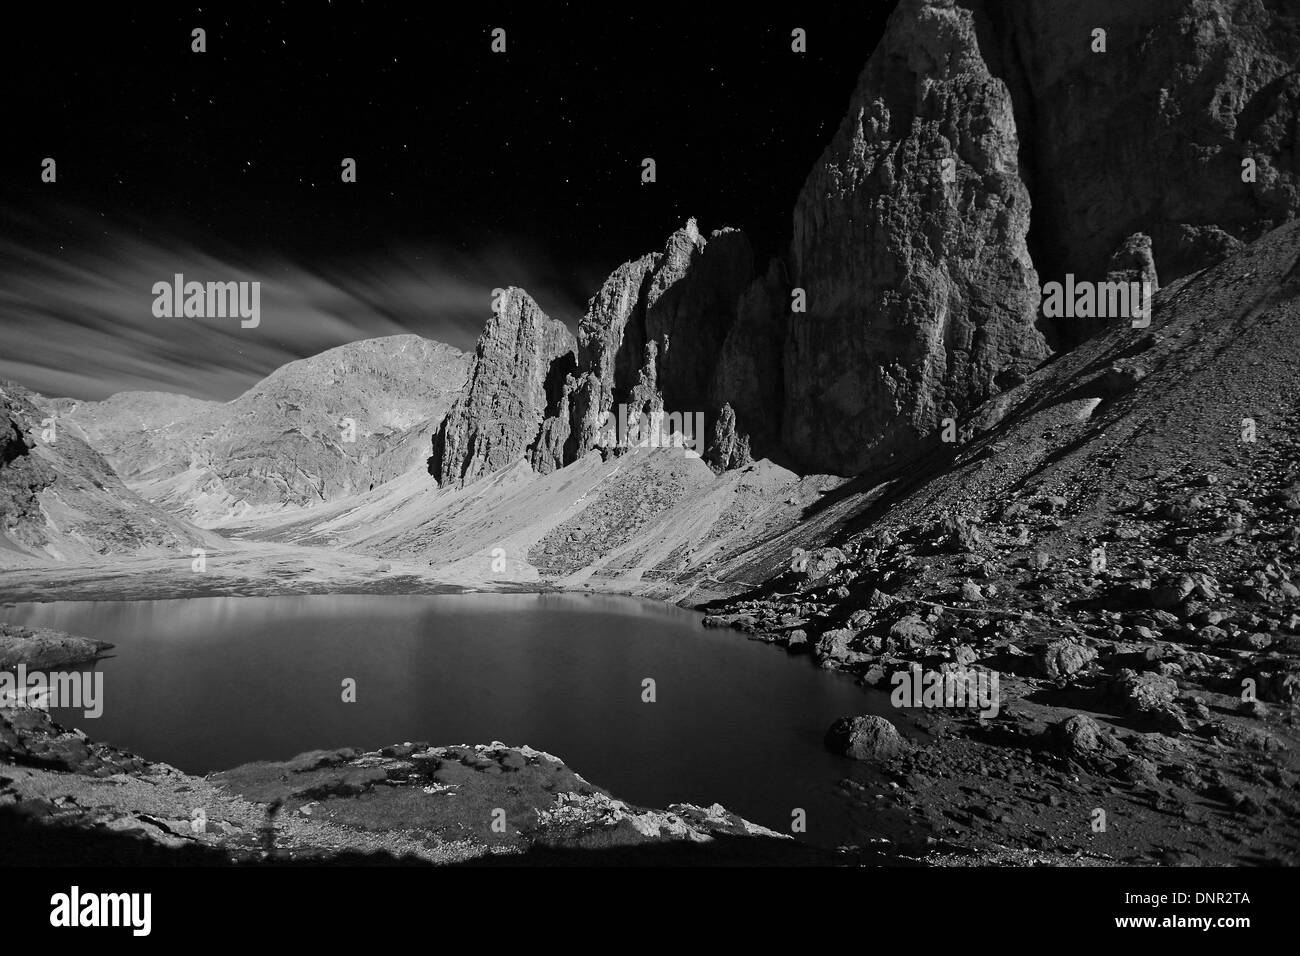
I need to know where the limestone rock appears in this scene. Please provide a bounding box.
[707,258,789,461]
[431,289,576,488]
[888,615,933,653]
[815,627,860,665]
[785,0,1049,476]
[568,254,661,457]
[1105,232,1159,292]
[982,0,1300,289]
[799,546,847,583]
[0,622,113,669]
[1036,638,1098,679]
[569,220,752,464]
[704,402,752,474]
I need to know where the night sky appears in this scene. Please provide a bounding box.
[1,2,896,400]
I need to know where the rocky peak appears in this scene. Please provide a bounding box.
[430,288,576,488]
[566,220,753,464]
[784,0,1049,476]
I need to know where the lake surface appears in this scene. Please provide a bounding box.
[0,592,899,846]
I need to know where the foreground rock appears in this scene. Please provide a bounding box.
[0,708,804,865]
[0,623,113,669]
[825,715,908,761]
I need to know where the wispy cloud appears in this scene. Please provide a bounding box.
[0,205,597,401]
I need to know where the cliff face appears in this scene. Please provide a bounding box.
[974,0,1300,309]
[570,220,752,460]
[707,259,789,464]
[430,288,576,489]
[784,0,1050,476]
[433,0,1300,487]
[566,253,661,459]
[434,221,756,490]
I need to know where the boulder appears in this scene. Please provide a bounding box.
[1036,639,1098,679]
[888,615,933,653]
[803,547,847,583]
[824,715,908,761]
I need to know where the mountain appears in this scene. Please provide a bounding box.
[63,335,469,526]
[429,220,756,485]
[429,0,1299,490]
[0,382,221,566]
[3,0,1299,866]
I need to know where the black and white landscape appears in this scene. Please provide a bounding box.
[2,0,1300,878]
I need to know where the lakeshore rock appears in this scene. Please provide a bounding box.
[0,623,113,669]
[824,715,908,761]
[0,708,794,865]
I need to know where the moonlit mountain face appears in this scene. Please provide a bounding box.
[62,336,471,525]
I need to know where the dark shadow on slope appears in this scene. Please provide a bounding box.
[0,808,236,867]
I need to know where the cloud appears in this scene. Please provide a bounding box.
[0,205,598,401]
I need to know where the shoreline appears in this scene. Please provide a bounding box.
[5,549,1298,867]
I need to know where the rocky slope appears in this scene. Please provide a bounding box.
[700,219,1300,864]
[0,381,221,566]
[62,335,468,525]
